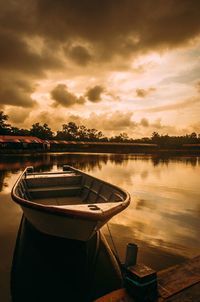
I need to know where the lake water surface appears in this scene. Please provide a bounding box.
[0,153,200,301]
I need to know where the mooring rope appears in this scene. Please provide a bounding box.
[106,223,121,264]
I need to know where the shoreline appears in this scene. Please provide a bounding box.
[0,148,200,155]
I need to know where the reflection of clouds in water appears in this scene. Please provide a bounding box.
[108,186,200,258]
[135,198,156,211]
[0,192,22,234]
[161,211,200,241]
[140,170,149,180]
[0,172,20,194]
[106,211,200,259]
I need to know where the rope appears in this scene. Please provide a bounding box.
[106,223,121,264]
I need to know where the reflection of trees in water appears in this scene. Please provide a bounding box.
[0,153,110,174]
[56,153,109,172]
[151,157,170,167]
[109,154,129,166]
[151,156,199,167]
[0,154,53,171]
[185,157,198,166]
[0,154,199,180]
[0,170,7,192]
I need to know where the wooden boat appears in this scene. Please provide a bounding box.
[11,165,130,241]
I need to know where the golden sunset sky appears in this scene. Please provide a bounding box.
[0,0,200,138]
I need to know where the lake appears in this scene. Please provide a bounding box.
[0,152,200,301]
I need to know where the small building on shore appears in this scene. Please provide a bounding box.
[1,135,199,154]
[0,135,46,151]
[0,135,159,153]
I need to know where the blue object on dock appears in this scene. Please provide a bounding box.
[124,263,157,302]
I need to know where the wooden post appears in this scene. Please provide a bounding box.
[125,243,138,267]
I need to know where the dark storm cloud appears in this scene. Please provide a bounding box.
[0,32,62,76]
[2,1,200,63]
[85,85,104,102]
[66,45,92,66]
[1,0,200,109]
[51,84,86,107]
[34,0,200,55]
[0,75,37,107]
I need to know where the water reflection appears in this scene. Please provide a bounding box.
[0,154,200,282]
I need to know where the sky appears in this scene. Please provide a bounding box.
[0,0,200,138]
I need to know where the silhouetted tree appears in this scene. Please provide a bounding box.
[57,122,79,140]
[30,123,53,139]
[110,132,130,142]
[56,122,105,141]
[0,111,200,146]
[10,127,30,136]
[0,111,11,134]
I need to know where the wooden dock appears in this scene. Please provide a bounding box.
[157,255,200,301]
[95,255,200,302]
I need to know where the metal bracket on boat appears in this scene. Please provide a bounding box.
[26,166,34,175]
[63,165,72,172]
[88,204,101,211]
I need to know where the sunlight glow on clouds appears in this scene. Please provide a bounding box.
[0,0,200,137]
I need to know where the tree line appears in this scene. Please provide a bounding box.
[0,111,200,145]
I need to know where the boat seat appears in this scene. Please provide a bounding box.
[32,196,83,205]
[26,175,82,188]
[28,185,82,199]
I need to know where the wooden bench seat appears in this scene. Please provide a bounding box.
[28,185,82,199]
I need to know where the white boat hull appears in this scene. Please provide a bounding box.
[12,166,130,241]
[22,206,106,241]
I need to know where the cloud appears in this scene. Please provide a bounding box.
[196,81,200,93]
[0,31,62,76]
[2,1,200,68]
[188,121,200,134]
[143,96,200,113]
[140,118,149,127]
[50,84,86,107]
[140,117,171,131]
[45,110,136,133]
[58,112,182,137]
[0,75,37,107]
[39,1,200,56]
[136,87,156,98]
[85,85,104,102]
[1,0,200,137]
[74,111,137,133]
[66,45,92,66]
[6,108,31,125]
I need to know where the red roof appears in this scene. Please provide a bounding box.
[0,135,44,143]
[0,136,159,147]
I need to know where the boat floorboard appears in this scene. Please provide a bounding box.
[32,196,83,205]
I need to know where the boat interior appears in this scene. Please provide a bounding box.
[17,171,125,207]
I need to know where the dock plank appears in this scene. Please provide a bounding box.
[157,256,200,299]
[94,288,134,302]
[166,282,200,302]
[94,256,200,301]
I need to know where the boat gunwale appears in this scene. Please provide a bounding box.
[11,166,130,221]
